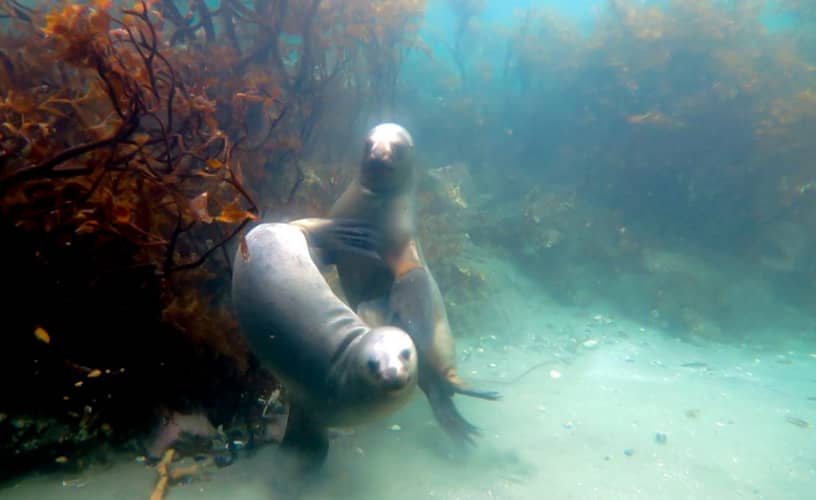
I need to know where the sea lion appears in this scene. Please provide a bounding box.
[231,220,418,468]
[320,123,500,446]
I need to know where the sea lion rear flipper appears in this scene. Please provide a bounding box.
[291,217,383,264]
[454,386,502,401]
[425,379,481,447]
[447,372,501,400]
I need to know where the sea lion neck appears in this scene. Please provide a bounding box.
[358,163,415,195]
[358,179,415,198]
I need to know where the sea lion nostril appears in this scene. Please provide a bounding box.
[367,358,380,374]
[368,152,391,165]
[381,369,406,390]
[369,145,389,160]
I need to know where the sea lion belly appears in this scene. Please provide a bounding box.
[329,183,414,309]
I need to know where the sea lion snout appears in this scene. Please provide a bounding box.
[379,369,411,391]
[368,141,395,163]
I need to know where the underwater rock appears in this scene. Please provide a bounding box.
[425,162,477,211]
[582,339,599,349]
[755,221,808,273]
[144,411,218,463]
[0,411,112,481]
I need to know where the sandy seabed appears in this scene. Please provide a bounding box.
[3,256,814,500]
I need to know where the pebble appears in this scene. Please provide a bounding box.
[390,424,401,431]
[582,339,599,349]
[623,448,634,456]
[654,432,668,444]
[549,370,562,379]
[785,416,810,428]
[61,479,87,488]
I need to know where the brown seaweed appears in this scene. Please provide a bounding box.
[0,0,427,478]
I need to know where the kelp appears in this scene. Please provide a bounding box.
[2,1,259,273]
[399,0,816,340]
[0,0,425,477]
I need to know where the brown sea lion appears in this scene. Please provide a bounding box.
[231,220,418,469]
[316,123,500,446]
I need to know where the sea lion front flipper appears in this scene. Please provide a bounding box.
[389,255,501,402]
[387,267,437,358]
[389,267,482,446]
[291,217,383,264]
[263,404,329,499]
[280,404,330,474]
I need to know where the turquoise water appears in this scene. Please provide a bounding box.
[2,0,815,498]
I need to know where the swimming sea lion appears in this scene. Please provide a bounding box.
[231,220,418,468]
[319,123,500,446]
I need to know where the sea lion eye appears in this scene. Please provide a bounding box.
[367,359,380,374]
[399,348,412,361]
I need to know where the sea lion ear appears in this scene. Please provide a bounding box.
[290,217,384,262]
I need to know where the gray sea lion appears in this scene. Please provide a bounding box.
[319,123,500,446]
[231,220,418,468]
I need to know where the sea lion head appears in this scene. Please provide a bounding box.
[358,325,417,394]
[359,123,415,193]
[338,325,417,420]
